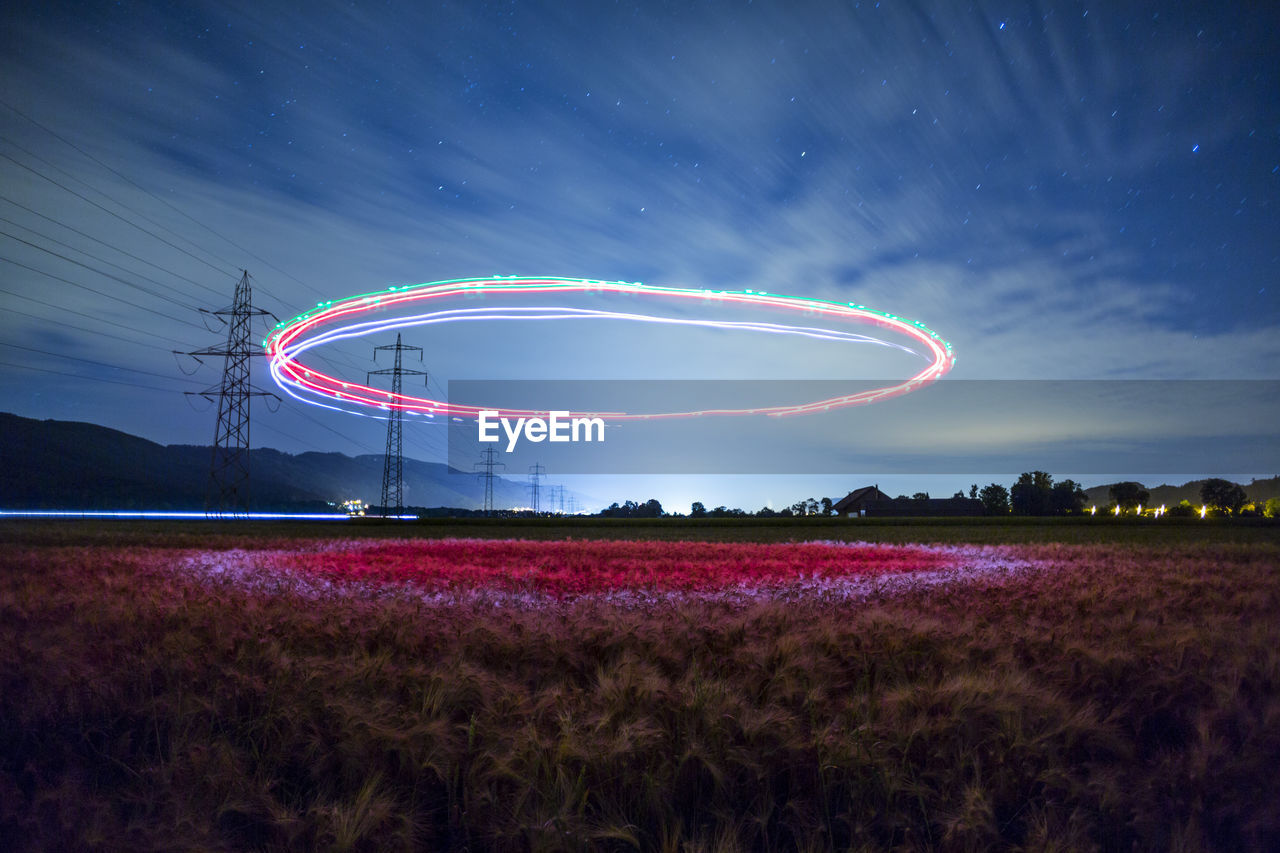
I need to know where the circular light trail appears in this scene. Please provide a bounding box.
[264,276,954,419]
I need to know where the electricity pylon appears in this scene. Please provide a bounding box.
[474,447,505,516]
[528,463,546,514]
[546,484,566,515]
[181,270,278,517]
[367,333,427,516]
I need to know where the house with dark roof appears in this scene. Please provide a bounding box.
[833,486,985,517]
[832,486,892,517]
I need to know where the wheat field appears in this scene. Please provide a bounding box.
[2,521,1277,850]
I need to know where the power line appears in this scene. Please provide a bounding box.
[0,224,203,312]
[250,318,472,466]
[0,149,237,279]
[293,335,459,463]
[3,305,181,352]
[249,418,336,454]
[0,359,200,393]
[0,252,204,328]
[0,342,206,385]
[0,358,380,462]
[0,359,370,459]
[0,134,240,277]
[285,404,383,456]
[0,285,197,348]
[0,193,228,299]
[0,99,330,303]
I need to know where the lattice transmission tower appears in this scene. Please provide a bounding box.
[546,484,566,515]
[182,270,278,517]
[367,333,427,516]
[474,447,505,516]
[528,463,546,514]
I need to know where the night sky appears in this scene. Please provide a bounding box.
[2,0,1277,510]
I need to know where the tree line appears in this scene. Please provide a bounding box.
[596,475,1265,519]
[1108,478,1258,516]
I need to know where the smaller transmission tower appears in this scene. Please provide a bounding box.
[367,334,427,516]
[528,463,546,514]
[546,484,566,515]
[474,447,505,516]
[182,270,278,516]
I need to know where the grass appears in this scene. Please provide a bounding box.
[2,514,1277,549]
[1,523,1279,850]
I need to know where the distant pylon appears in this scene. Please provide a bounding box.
[528,463,546,514]
[368,333,428,517]
[181,270,278,517]
[474,447,505,516]
[547,484,565,515]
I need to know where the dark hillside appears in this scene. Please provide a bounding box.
[0,412,529,510]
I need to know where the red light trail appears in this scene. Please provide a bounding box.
[264,277,954,420]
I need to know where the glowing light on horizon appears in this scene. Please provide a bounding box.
[264,276,956,420]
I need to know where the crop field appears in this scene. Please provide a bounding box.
[2,520,1278,851]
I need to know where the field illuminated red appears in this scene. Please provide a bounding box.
[180,538,1038,604]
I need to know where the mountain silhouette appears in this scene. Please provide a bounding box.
[0,411,532,511]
